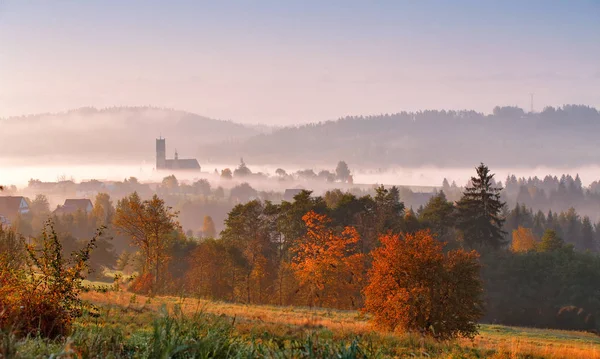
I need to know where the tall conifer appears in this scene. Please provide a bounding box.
[456,163,506,248]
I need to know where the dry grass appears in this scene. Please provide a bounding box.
[82,291,600,359]
[467,325,600,359]
[83,291,371,335]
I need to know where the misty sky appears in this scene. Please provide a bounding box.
[1,1,599,125]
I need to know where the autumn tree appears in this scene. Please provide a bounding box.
[113,193,180,294]
[537,229,565,252]
[0,225,24,270]
[511,226,538,252]
[220,200,278,303]
[364,230,483,340]
[185,238,231,299]
[1,221,100,338]
[456,163,506,248]
[92,193,115,227]
[292,211,364,309]
[202,215,217,238]
[277,190,327,258]
[274,260,297,306]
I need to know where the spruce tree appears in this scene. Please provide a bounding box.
[580,216,595,251]
[456,163,506,248]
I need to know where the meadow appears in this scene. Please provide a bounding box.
[3,288,598,359]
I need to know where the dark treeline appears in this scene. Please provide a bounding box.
[503,173,600,219]
[208,104,600,167]
[440,172,600,228]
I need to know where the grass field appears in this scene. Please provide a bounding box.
[3,290,599,358]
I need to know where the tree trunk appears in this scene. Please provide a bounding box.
[246,272,251,303]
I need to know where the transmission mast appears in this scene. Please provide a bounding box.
[530,93,534,113]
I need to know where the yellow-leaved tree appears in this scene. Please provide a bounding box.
[113,193,180,294]
[202,215,217,238]
[511,226,539,252]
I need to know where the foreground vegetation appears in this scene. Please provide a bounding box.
[2,290,599,359]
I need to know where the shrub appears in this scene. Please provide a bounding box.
[363,230,484,340]
[0,274,69,339]
[0,221,101,338]
[0,225,25,270]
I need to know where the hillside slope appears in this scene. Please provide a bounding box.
[0,107,262,164]
[204,105,600,168]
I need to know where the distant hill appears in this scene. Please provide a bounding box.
[201,105,600,168]
[0,107,262,164]
[3,105,599,169]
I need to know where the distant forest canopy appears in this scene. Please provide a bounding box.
[1,104,599,167]
[209,104,600,167]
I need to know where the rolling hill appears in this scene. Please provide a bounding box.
[0,106,263,165]
[202,105,600,168]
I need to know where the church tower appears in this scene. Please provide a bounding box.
[156,137,166,169]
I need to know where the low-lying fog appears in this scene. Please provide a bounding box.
[2,161,600,190]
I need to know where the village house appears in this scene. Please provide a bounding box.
[53,199,93,215]
[0,196,30,221]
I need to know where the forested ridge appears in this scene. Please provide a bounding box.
[2,105,599,168]
[207,105,600,167]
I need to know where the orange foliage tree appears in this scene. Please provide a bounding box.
[511,226,539,252]
[292,211,364,309]
[185,238,232,300]
[113,193,180,294]
[363,230,483,340]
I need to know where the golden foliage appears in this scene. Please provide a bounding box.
[1,222,99,338]
[201,215,216,238]
[185,239,232,300]
[511,226,539,252]
[0,269,69,339]
[113,193,180,294]
[364,230,483,340]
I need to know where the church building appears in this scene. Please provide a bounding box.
[156,138,200,171]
